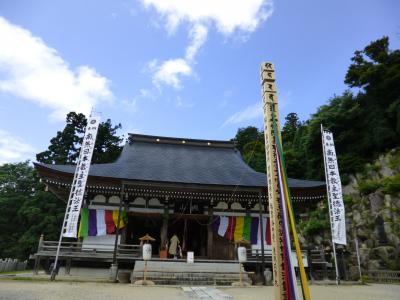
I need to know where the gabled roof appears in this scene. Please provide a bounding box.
[34,134,325,189]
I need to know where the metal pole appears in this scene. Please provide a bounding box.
[258,191,266,284]
[144,260,147,283]
[239,262,243,286]
[321,124,340,286]
[50,210,68,281]
[355,236,362,280]
[50,167,83,281]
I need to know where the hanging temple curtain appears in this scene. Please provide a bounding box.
[212,215,271,245]
[78,208,127,238]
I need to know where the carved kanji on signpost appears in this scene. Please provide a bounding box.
[261,62,287,299]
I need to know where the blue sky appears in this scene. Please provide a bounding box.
[0,0,399,164]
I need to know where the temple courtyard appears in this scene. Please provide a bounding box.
[0,280,399,300]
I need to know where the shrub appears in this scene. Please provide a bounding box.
[343,194,353,206]
[358,180,382,195]
[303,219,329,235]
[388,148,400,170]
[381,174,400,195]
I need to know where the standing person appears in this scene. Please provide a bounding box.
[169,233,180,259]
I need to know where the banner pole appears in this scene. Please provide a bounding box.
[321,124,340,286]
[50,112,100,281]
[354,231,362,281]
[50,140,84,281]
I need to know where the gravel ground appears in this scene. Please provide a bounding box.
[0,280,399,300]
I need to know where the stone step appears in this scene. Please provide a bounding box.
[132,273,248,279]
[134,261,244,273]
[131,276,251,286]
[131,261,252,286]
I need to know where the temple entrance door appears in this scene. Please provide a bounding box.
[126,214,162,254]
[168,216,207,258]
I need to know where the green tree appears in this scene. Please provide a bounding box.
[36,112,86,164]
[242,140,266,173]
[281,113,306,178]
[281,112,302,146]
[233,127,266,172]
[37,112,123,164]
[345,36,400,147]
[232,126,263,154]
[0,162,65,259]
[301,37,400,179]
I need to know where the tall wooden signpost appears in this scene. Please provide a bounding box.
[261,62,286,298]
[261,62,311,300]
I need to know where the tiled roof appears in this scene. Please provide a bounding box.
[35,134,325,189]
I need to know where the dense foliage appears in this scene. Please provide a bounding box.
[234,37,400,181]
[0,162,65,259]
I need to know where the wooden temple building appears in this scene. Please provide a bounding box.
[34,134,326,275]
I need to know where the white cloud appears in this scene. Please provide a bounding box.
[140,0,273,35]
[0,129,37,165]
[140,0,273,89]
[222,102,262,127]
[185,24,208,61]
[148,23,207,89]
[0,17,113,121]
[149,58,192,89]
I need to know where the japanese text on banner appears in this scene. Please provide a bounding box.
[63,115,100,238]
[322,130,347,245]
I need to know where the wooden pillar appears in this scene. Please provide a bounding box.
[33,234,44,275]
[160,196,169,250]
[207,199,214,259]
[121,194,130,244]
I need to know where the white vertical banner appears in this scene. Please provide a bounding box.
[322,130,347,245]
[63,114,100,238]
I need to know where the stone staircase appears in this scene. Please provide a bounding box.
[130,261,252,286]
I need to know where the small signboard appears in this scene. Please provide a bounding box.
[187,251,194,263]
[174,201,204,214]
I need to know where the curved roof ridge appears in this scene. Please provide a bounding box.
[128,133,235,149]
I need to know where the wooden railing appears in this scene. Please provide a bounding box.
[246,248,273,263]
[36,239,141,259]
